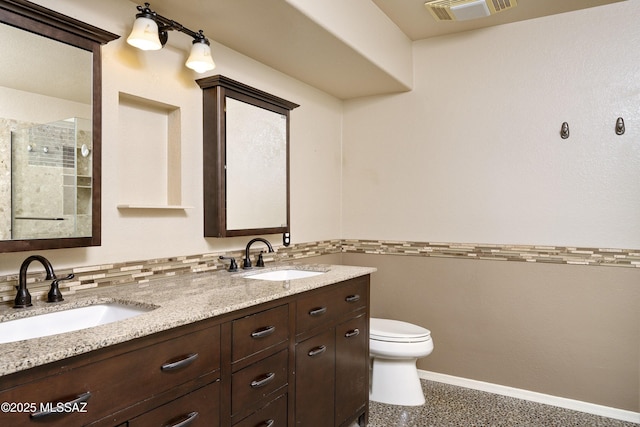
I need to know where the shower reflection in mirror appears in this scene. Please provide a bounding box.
[7,117,92,240]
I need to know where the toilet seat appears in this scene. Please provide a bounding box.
[370,318,431,343]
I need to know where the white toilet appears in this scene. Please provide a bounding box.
[369,318,434,406]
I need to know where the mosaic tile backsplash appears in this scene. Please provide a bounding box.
[1,239,637,305]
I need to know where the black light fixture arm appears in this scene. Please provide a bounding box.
[136,3,210,46]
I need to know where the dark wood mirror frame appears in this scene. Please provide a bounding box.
[0,0,118,253]
[197,75,299,238]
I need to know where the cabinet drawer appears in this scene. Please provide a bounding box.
[234,393,287,427]
[0,325,220,426]
[296,277,367,336]
[231,349,288,416]
[233,305,289,364]
[334,276,368,315]
[129,380,220,426]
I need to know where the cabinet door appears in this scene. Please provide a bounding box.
[335,314,368,426]
[129,381,220,426]
[294,328,335,427]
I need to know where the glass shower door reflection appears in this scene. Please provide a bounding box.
[10,118,91,239]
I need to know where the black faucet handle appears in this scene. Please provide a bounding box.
[219,256,238,272]
[47,273,75,303]
[256,251,265,268]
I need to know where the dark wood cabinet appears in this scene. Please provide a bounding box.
[229,304,291,426]
[229,276,370,427]
[294,276,369,427]
[197,75,299,238]
[0,322,221,426]
[0,274,369,427]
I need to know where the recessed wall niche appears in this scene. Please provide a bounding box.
[117,93,190,210]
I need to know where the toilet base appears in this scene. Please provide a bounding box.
[370,356,425,406]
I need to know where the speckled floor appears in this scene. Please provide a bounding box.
[363,380,637,427]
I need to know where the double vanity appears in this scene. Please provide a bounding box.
[0,3,371,426]
[0,264,375,427]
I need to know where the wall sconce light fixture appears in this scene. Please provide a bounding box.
[127,3,215,73]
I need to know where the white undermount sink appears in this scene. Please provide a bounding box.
[0,303,153,344]
[245,269,325,281]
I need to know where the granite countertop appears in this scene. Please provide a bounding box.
[0,263,376,377]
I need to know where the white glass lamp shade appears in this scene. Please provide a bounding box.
[127,16,162,51]
[186,41,216,73]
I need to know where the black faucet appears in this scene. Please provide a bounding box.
[14,255,74,308]
[243,238,274,269]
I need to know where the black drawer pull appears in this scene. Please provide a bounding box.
[308,345,327,357]
[308,306,327,317]
[251,325,276,339]
[345,294,360,303]
[251,372,276,388]
[165,411,199,427]
[345,328,360,338]
[258,420,275,427]
[30,391,91,419]
[161,353,199,371]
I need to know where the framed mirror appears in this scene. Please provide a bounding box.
[0,0,118,253]
[197,75,298,237]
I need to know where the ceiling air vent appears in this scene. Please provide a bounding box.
[424,0,517,22]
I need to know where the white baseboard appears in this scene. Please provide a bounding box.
[418,370,640,424]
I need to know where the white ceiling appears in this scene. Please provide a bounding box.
[2,0,626,102]
[144,0,624,99]
[372,0,625,41]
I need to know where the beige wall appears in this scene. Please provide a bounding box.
[340,0,640,413]
[342,1,640,249]
[0,0,344,274]
[343,253,639,411]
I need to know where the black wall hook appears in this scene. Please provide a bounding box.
[560,122,570,139]
[615,117,625,135]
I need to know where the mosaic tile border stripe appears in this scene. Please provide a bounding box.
[0,240,343,304]
[341,239,640,268]
[1,238,637,305]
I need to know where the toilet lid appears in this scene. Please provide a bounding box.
[370,318,431,343]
